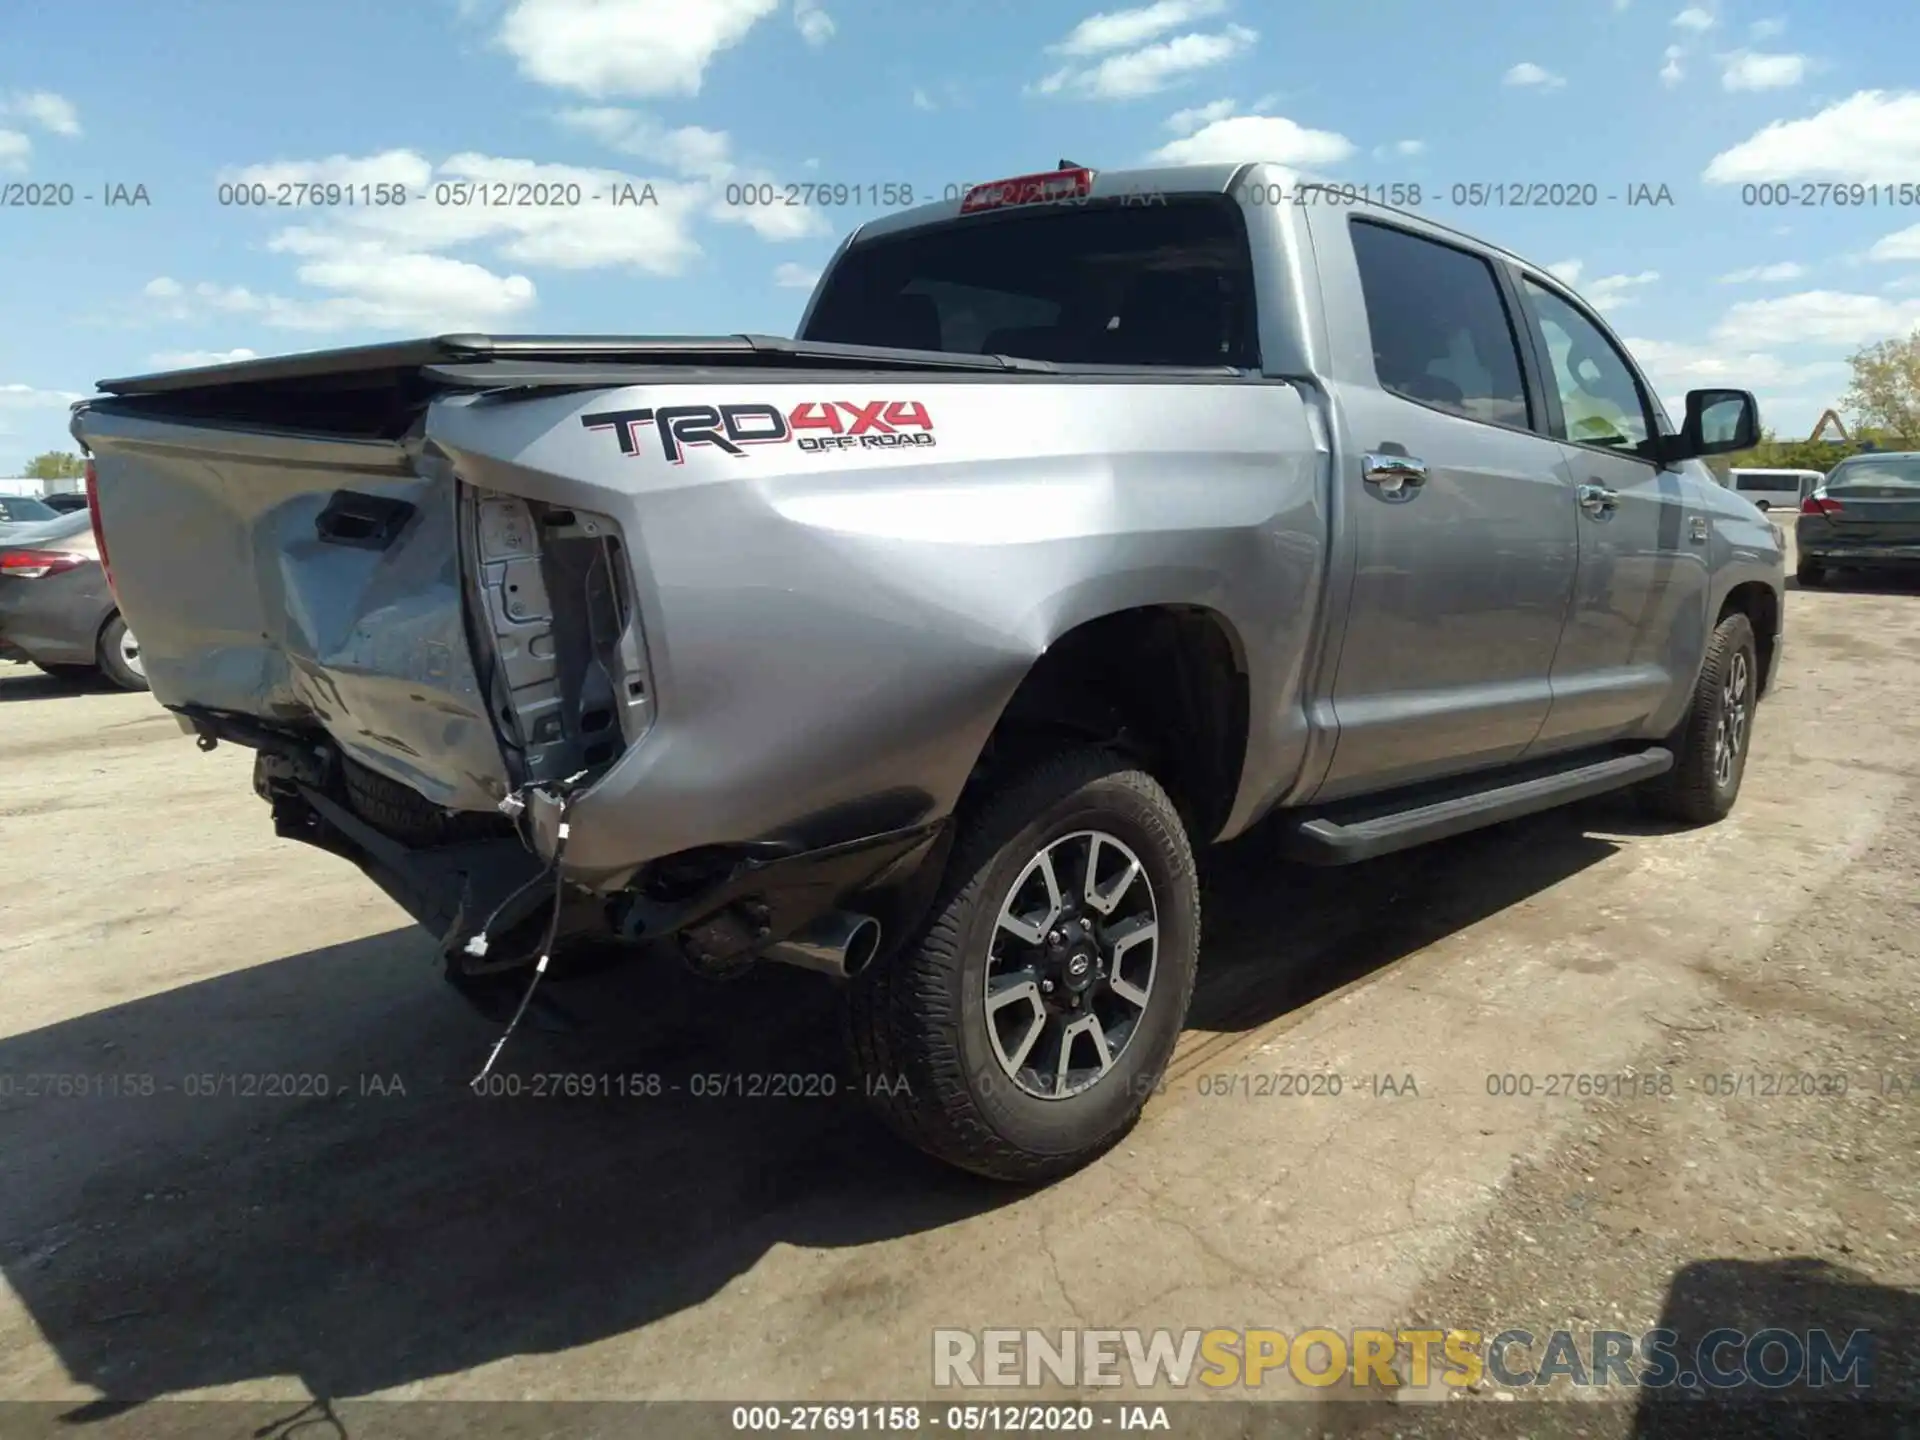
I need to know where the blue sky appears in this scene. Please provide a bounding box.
[5,0,1920,472]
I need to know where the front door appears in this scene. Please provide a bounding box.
[1514,274,1710,750]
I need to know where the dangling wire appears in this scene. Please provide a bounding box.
[468,770,590,1091]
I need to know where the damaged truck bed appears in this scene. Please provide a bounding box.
[70,164,1781,1181]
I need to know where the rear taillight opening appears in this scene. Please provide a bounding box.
[85,458,115,594]
[0,548,88,579]
[1801,492,1843,516]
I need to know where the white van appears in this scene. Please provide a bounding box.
[1726,467,1824,512]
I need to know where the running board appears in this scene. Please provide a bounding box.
[1281,746,1674,865]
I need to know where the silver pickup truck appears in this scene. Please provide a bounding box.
[72,163,1783,1181]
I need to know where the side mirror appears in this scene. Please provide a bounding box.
[1660,389,1759,464]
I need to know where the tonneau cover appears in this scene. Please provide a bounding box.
[91,333,1109,398]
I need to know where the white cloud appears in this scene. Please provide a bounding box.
[1038,24,1257,99]
[1711,290,1920,350]
[263,231,538,330]
[1542,261,1658,310]
[1503,62,1565,90]
[1166,98,1236,135]
[0,130,28,171]
[794,0,834,47]
[496,0,781,99]
[1718,261,1807,282]
[1660,45,1686,86]
[1672,6,1715,32]
[774,261,821,288]
[1703,92,1920,183]
[1053,0,1230,56]
[1583,271,1661,311]
[147,349,260,369]
[555,109,830,240]
[1750,18,1786,38]
[0,383,84,408]
[142,145,793,335]
[1870,224,1920,263]
[912,87,936,111]
[1148,111,1354,167]
[1721,50,1806,90]
[1372,137,1426,159]
[2,91,81,137]
[1623,336,1846,401]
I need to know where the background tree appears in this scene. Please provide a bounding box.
[1841,329,1920,441]
[23,450,85,481]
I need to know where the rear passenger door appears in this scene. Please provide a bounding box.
[1307,213,1579,799]
[1510,272,1710,750]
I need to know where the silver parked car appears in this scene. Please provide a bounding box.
[73,162,1781,1180]
[0,508,147,690]
[1795,451,1920,585]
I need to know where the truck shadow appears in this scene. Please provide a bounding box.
[1631,1256,1920,1436]
[0,663,99,702]
[1,797,1631,1409]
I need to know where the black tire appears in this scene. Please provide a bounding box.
[95,614,149,692]
[1795,557,1824,586]
[1638,610,1758,826]
[846,747,1199,1183]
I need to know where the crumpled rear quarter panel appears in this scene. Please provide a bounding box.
[429,377,1325,883]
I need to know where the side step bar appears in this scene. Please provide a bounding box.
[1281,746,1674,865]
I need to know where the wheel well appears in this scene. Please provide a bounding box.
[971,607,1249,843]
[1719,582,1778,697]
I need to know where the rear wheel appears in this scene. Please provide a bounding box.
[1795,557,1825,586]
[846,747,1199,1183]
[95,615,148,692]
[1638,610,1757,826]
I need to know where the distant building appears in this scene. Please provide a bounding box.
[1809,409,1850,444]
[0,475,81,497]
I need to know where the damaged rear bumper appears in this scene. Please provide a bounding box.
[188,704,949,980]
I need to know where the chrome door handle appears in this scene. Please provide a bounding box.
[1578,483,1619,515]
[1364,453,1428,497]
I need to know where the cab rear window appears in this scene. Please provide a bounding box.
[800,197,1260,369]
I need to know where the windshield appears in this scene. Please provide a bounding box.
[800,197,1260,368]
[1823,455,1920,495]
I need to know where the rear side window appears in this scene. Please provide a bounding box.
[801,197,1259,368]
[1349,219,1530,429]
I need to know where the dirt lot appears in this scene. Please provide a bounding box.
[2,547,1917,1438]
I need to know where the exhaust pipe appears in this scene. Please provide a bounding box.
[761,911,883,980]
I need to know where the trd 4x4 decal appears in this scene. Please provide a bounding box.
[581,400,936,464]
